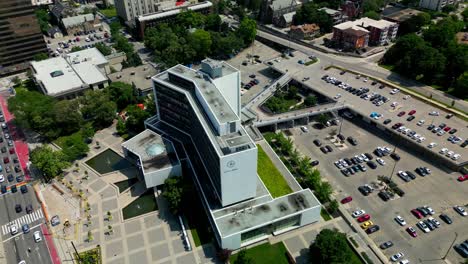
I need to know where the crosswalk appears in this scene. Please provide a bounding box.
[1,209,44,235]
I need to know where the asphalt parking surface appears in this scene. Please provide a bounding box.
[288,116,468,263]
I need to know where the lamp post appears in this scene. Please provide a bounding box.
[388,144,398,182]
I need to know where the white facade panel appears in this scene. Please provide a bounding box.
[143,165,182,188]
[213,70,241,117]
[219,147,258,206]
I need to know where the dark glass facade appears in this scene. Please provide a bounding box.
[0,0,47,76]
[154,81,223,199]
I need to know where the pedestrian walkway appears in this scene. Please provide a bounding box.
[2,209,44,235]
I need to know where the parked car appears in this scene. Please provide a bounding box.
[411,209,423,219]
[395,215,406,226]
[357,214,370,223]
[397,111,406,117]
[406,227,417,237]
[391,252,405,261]
[341,196,353,204]
[352,210,366,218]
[380,241,394,249]
[366,225,380,234]
[454,206,467,216]
[313,139,322,147]
[440,214,453,224]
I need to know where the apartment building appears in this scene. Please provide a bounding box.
[333,17,398,48]
[31,0,53,5]
[318,7,347,24]
[132,58,321,249]
[0,0,48,76]
[115,0,161,24]
[419,0,459,11]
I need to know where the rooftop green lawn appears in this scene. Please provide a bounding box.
[99,7,117,18]
[257,144,292,198]
[230,242,290,264]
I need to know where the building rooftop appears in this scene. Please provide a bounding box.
[290,23,320,33]
[138,1,213,22]
[62,14,95,28]
[318,7,341,15]
[383,8,422,22]
[31,48,108,96]
[108,65,158,93]
[270,0,299,11]
[334,17,396,31]
[282,11,296,24]
[122,129,178,172]
[167,64,238,124]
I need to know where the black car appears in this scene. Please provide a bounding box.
[310,160,319,166]
[348,167,355,175]
[367,161,377,169]
[347,136,358,146]
[366,225,380,234]
[344,158,352,165]
[383,119,392,125]
[358,186,371,196]
[337,134,345,141]
[380,241,394,249]
[374,149,384,157]
[313,139,322,147]
[440,214,453,224]
[7,174,14,182]
[15,204,22,213]
[417,207,430,217]
[325,145,333,152]
[371,81,377,85]
[26,204,33,214]
[320,146,328,154]
[364,153,373,160]
[424,219,436,230]
[427,124,435,130]
[0,147,6,153]
[406,171,416,180]
[454,244,468,258]
[20,185,27,194]
[14,165,21,173]
[439,123,446,129]
[357,164,367,172]
[415,167,427,176]
[390,153,400,161]
[461,139,468,148]
[341,169,350,176]
[16,175,23,182]
[1,185,6,194]
[378,191,391,201]
[11,185,17,193]
[407,116,416,121]
[13,157,19,163]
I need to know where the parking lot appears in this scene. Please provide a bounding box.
[227,41,282,104]
[269,52,468,166]
[287,116,468,263]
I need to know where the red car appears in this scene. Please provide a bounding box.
[458,174,468,182]
[408,110,416,115]
[9,148,14,154]
[341,196,353,204]
[411,209,423,219]
[357,214,370,223]
[406,226,417,237]
[3,157,9,164]
[392,123,403,129]
[397,111,406,117]
[443,126,451,132]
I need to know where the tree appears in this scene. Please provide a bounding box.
[109,21,122,35]
[327,199,339,214]
[362,0,384,13]
[80,123,95,142]
[113,34,134,54]
[316,113,329,125]
[81,90,116,128]
[441,4,456,13]
[125,105,151,132]
[107,211,112,221]
[287,86,298,99]
[54,100,83,136]
[398,12,431,36]
[310,229,355,264]
[107,225,113,234]
[294,3,333,33]
[315,181,333,202]
[304,95,317,107]
[462,7,468,22]
[363,11,380,20]
[71,46,84,52]
[30,146,70,179]
[234,249,253,264]
[205,14,222,31]
[116,119,127,135]
[108,82,138,110]
[237,18,257,45]
[216,248,232,262]
[60,133,89,161]
[35,9,50,33]
[162,176,184,214]
[189,29,212,60]
[177,10,206,28]
[95,42,112,56]
[453,72,468,99]
[87,231,94,242]
[34,53,49,61]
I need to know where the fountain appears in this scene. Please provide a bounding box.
[85,149,132,174]
[122,191,158,220]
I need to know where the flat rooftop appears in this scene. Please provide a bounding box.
[334,17,396,30]
[138,1,213,22]
[108,65,158,92]
[383,8,422,22]
[167,65,238,124]
[122,129,178,172]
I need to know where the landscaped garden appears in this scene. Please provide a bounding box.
[230,242,290,264]
[262,85,318,114]
[310,229,364,264]
[257,145,292,198]
[99,6,117,18]
[75,246,102,264]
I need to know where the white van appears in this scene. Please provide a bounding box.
[33,231,42,242]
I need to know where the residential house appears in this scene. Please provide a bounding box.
[290,24,320,40]
[50,1,76,24]
[47,27,63,38]
[341,0,363,18]
[318,7,347,24]
[259,0,300,25]
[61,14,100,35]
[382,8,422,23]
[277,11,296,28]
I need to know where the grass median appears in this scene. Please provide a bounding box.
[257,144,293,198]
[230,242,290,264]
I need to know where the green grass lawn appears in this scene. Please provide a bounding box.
[378,63,395,71]
[230,242,290,264]
[305,58,318,66]
[320,208,332,221]
[257,145,292,198]
[99,7,117,18]
[75,247,102,264]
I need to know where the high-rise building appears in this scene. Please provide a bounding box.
[0,0,47,76]
[132,59,321,249]
[115,0,160,24]
[419,0,459,11]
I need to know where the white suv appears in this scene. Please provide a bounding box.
[10,224,18,235]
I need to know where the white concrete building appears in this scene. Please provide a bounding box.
[114,0,162,24]
[126,58,321,250]
[30,48,109,99]
[419,0,459,11]
[31,0,53,5]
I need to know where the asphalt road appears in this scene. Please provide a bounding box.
[289,118,468,263]
[0,101,51,264]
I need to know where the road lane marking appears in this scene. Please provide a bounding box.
[2,223,42,243]
[1,210,44,235]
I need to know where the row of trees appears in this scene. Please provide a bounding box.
[382,16,468,98]
[310,229,361,264]
[143,11,256,67]
[109,22,142,68]
[265,132,335,205]
[293,3,334,33]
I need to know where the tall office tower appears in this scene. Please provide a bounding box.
[0,0,47,76]
[115,0,160,24]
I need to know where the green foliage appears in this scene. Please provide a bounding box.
[230,243,289,264]
[320,208,332,221]
[71,46,84,52]
[317,113,329,125]
[263,86,302,114]
[34,53,49,61]
[109,22,122,35]
[441,4,456,13]
[189,29,212,60]
[315,181,333,202]
[125,105,150,133]
[362,0,384,12]
[327,199,339,214]
[257,144,293,197]
[35,9,50,33]
[30,146,70,180]
[99,6,117,18]
[113,34,134,53]
[162,176,184,214]
[108,82,138,110]
[363,11,380,20]
[310,229,360,264]
[59,132,90,161]
[234,250,253,264]
[54,100,84,135]
[81,90,117,129]
[294,3,334,33]
[398,12,431,36]
[95,42,112,56]
[462,7,468,22]
[453,72,468,98]
[237,18,257,45]
[116,119,127,136]
[177,10,206,28]
[304,95,317,107]
[205,14,222,31]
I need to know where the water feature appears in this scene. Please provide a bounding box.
[114,178,139,193]
[85,149,132,174]
[122,190,158,220]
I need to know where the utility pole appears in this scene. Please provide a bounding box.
[388,144,398,181]
[71,241,82,263]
